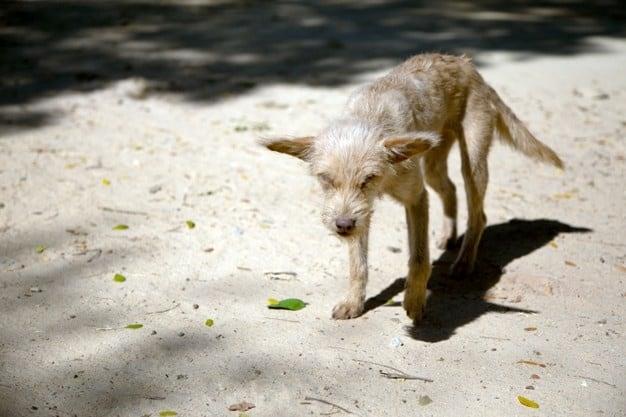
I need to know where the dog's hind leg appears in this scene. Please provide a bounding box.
[403,190,431,322]
[451,106,494,278]
[423,130,457,250]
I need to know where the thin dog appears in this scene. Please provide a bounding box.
[262,54,562,322]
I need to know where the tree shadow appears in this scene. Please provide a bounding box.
[364,218,591,342]
[2,0,625,132]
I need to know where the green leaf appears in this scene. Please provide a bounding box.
[159,411,178,417]
[267,298,306,311]
[186,220,196,229]
[35,245,45,254]
[205,318,214,327]
[112,224,129,230]
[125,323,143,329]
[517,395,539,409]
[113,273,126,283]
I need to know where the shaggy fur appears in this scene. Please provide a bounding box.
[262,53,563,321]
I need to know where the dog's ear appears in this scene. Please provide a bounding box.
[382,132,440,163]
[259,136,315,161]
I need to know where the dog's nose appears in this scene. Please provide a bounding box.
[335,217,356,235]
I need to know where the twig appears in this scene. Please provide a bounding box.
[264,271,299,281]
[146,303,180,315]
[262,316,300,323]
[99,206,149,216]
[574,374,616,388]
[304,396,354,415]
[145,396,166,400]
[352,359,433,382]
[379,370,433,382]
[480,335,511,341]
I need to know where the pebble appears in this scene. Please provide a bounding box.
[193,304,199,309]
[29,287,42,293]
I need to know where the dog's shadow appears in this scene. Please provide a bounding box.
[363,218,591,342]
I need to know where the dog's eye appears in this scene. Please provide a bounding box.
[360,174,378,189]
[318,173,334,188]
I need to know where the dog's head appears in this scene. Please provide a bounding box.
[262,120,438,239]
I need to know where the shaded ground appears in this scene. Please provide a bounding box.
[1,1,625,417]
[2,0,626,131]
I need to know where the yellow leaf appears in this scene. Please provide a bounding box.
[101,178,111,186]
[517,395,539,409]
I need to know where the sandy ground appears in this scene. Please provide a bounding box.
[1,7,626,417]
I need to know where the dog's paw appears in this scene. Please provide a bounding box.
[403,293,425,322]
[332,300,364,320]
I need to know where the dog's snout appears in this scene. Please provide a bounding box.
[335,217,356,235]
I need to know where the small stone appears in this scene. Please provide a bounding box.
[178,332,185,337]
[526,385,535,390]
[387,246,401,253]
[193,304,199,309]
[69,314,77,319]
[29,287,42,293]
[389,336,403,348]
[151,330,157,335]
[149,185,162,194]
[530,374,540,379]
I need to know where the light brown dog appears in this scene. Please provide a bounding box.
[262,54,562,322]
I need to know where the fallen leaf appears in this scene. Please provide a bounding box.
[552,192,574,200]
[267,298,306,311]
[228,401,255,412]
[517,395,539,409]
[418,395,433,406]
[517,360,546,368]
[159,411,178,417]
[125,323,143,329]
[530,374,541,379]
[113,273,126,283]
[549,240,558,248]
[101,178,111,186]
[35,245,45,254]
[564,260,577,267]
[112,224,129,230]
[205,318,214,327]
[524,327,537,331]
[186,220,196,229]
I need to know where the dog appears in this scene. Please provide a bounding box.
[261,54,563,322]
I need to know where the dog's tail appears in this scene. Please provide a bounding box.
[489,87,564,169]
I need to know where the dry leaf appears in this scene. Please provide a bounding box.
[517,395,539,409]
[228,401,255,412]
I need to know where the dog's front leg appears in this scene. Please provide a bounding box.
[403,191,431,322]
[332,222,370,319]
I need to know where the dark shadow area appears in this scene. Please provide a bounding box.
[364,219,591,342]
[2,0,626,131]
